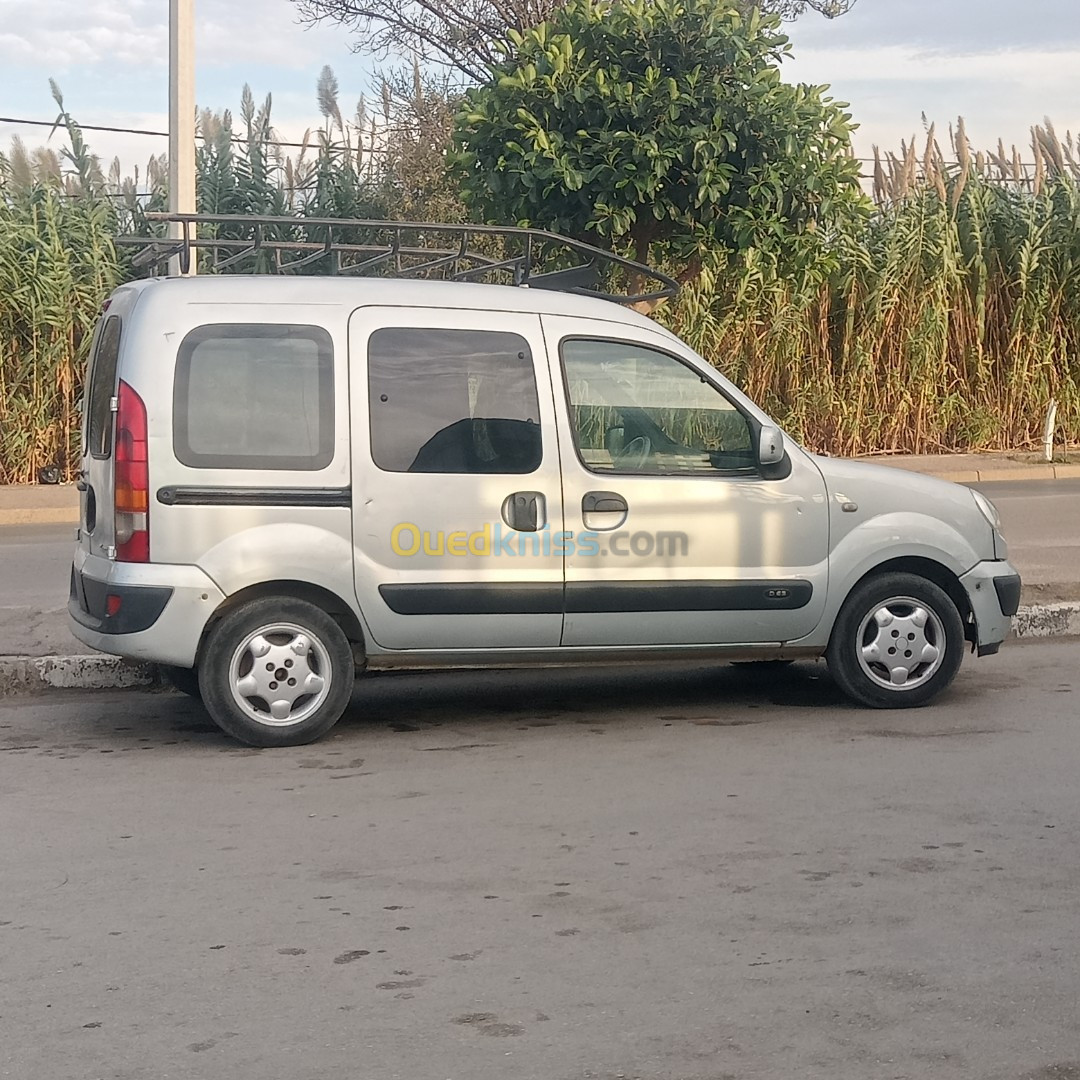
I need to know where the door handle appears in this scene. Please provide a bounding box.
[501,491,546,532]
[582,491,628,531]
[582,491,627,514]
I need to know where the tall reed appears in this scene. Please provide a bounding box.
[2,86,1078,477]
[665,123,1080,454]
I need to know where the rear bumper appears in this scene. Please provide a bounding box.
[69,568,173,635]
[959,560,1022,652]
[68,548,225,668]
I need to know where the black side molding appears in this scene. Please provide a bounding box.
[379,583,563,616]
[157,486,351,508]
[378,580,812,616]
[565,580,812,613]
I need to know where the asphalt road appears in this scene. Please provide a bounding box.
[972,479,1080,600]
[2,639,1079,1080]
[2,479,1078,657]
[0,523,81,656]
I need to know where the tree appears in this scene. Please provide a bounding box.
[448,0,864,286]
[293,0,857,83]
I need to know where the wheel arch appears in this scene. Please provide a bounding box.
[843,556,976,648]
[196,580,367,668]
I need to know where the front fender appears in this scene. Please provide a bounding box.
[789,513,984,649]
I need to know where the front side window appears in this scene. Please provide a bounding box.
[562,339,755,475]
[86,315,122,459]
[369,328,542,474]
[174,324,334,470]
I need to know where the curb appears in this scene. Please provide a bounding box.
[869,463,1080,485]
[2,603,1078,696]
[0,655,161,697]
[1013,601,1080,639]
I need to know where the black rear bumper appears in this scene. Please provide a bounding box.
[69,566,173,635]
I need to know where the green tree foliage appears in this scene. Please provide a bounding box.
[293,0,857,83]
[450,0,865,285]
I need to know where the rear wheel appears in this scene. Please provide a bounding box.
[199,597,355,747]
[826,572,964,709]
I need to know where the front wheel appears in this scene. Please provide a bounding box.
[826,572,964,709]
[198,597,355,747]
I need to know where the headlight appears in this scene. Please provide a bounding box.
[972,490,1002,531]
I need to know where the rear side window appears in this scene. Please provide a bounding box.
[86,316,122,459]
[368,328,542,474]
[174,324,334,470]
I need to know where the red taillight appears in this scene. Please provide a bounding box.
[114,380,149,563]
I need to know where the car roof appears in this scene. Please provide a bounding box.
[119,275,664,330]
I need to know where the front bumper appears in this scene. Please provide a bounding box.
[959,560,1022,654]
[68,548,225,668]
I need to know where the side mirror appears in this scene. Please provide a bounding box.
[758,424,785,467]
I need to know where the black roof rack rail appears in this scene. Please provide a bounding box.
[116,213,679,306]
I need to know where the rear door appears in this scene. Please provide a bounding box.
[78,289,138,561]
[349,306,565,651]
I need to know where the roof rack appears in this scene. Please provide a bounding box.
[116,213,679,306]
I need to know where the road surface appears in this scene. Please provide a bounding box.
[2,639,1080,1080]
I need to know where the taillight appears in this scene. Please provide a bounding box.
[114,380,149,562]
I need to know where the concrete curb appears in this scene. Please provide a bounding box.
[0,655,161,696]
[2,603,1078,696]
[880,464,1080,485]
[1013,602,1080,639]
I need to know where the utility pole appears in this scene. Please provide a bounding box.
[168,0,196,276]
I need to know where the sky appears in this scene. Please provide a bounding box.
[1,0,1078,180]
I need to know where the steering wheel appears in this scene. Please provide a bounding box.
[614,435,652,471]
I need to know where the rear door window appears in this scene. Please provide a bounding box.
[368,327,542,474]
[86,316,122,459]
[174,324,335,470]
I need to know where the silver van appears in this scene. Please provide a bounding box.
[69,224,1020,746]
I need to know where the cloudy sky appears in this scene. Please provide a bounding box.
[1,0,1078,179]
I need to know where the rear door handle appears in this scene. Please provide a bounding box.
[501,491,546,532]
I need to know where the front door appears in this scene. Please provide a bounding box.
[544,316,830,647]
[350,306,564,651]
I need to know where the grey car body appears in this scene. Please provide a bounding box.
[69,276,1021,745]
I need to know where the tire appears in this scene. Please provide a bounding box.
[164,664,203,701]
[826,572,965,709]
[198,597,355,747]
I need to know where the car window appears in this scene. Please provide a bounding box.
[174,324,334,470]
[561,339,755,475]
[86,315,122,459]
[369,327,542,475]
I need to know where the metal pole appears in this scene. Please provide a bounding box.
[168,0,196,276]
